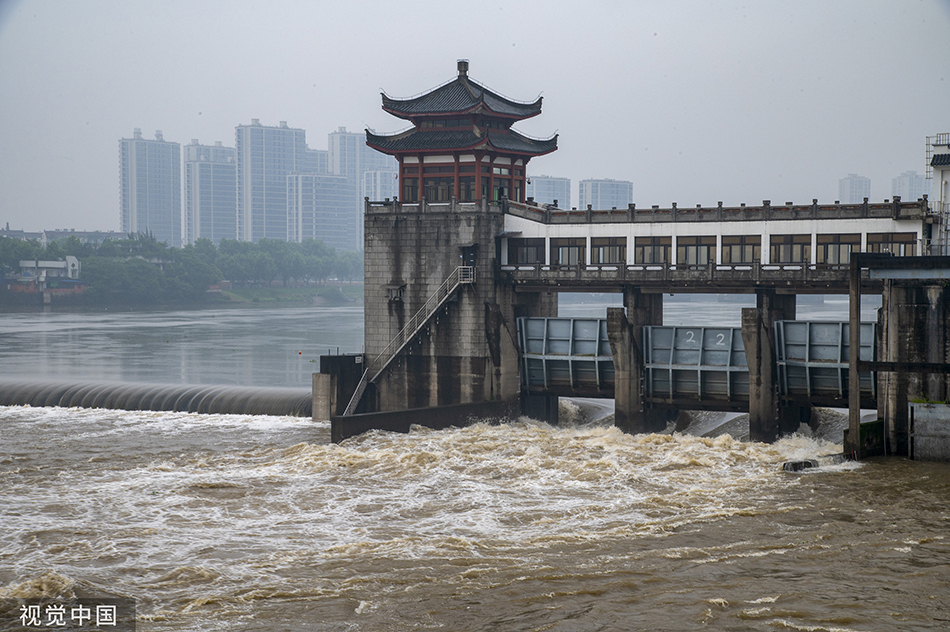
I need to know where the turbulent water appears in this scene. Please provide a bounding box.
[3,404,949,631]
[2,296,945,630]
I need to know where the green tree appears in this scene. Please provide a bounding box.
[164,249,222,301]
[258,238,292,286]
[189,238,218,268]
[335,250,363,282]
[216,239,257,287]
[53,235,94,258]
[0,236,42,270]
[81,257,166,304]
[249,251,277,285]
[43,241,64,261]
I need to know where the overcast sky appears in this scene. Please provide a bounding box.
[0,0,948,231]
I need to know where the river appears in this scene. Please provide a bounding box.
[2,297,948,631]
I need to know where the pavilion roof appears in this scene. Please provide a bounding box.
[381,63,543,120]
[365,128,558,157]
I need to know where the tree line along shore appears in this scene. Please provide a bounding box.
[0,234,363,307]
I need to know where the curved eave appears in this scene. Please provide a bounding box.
[382,102,542,123]
[488,129,558,157]
[380,77,543,121]
[365,128,558,158]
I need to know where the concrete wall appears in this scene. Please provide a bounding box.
[910,403,950,461]
[363,200,555,413]
[879,282,950,455]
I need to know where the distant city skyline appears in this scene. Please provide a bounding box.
[120,120,398,250]
[2,2,947,233]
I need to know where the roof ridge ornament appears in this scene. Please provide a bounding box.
[457,59,469,76]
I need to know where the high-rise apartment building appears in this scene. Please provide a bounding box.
[303,147,329,174]
[838,173,871,203]
[183,140,237,245]
[362,170,399,203]
[287,173,353,250]
[578,178,633,210]
[526,175,571,208]
[119,129,181,247]
[892,170,926,201]
[235,119,309,242]
[329,127,397,250]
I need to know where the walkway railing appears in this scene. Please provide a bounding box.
[342,266,475,416]
[498,261,862,289]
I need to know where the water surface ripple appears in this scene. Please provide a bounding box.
[2,405,948,631]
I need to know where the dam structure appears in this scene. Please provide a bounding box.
[324,62,950,461]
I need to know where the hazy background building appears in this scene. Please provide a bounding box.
[891,170,926,201]
[578,178,633,210]
[328,127,397,250]
[838,173,871,203]
[119,129,181,247]
[526,175,571,208]
[303,147,329,174]
[235,120,309,242]
[183,140,237,245]
[362,170,399,203]
[287,173,351,250]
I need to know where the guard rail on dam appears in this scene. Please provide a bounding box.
[0,380,313,417]
[499,262,878,294]
[517,318,877,409]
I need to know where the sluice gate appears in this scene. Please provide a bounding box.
[775,321,877,402]
[643,326,749,408]
[516,317,877,408]
[517,318,614,397]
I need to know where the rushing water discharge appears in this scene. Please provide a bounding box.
[2,298,949,630]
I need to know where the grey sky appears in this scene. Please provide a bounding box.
[0,0,948,231]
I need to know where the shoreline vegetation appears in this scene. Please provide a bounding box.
[1,234,363,310]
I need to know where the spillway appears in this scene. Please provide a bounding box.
[0,379,312,417]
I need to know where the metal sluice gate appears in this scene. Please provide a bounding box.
[774,320,877,399]
[643,326,749,404]
[516,318,877,404]
[516,318,615,396]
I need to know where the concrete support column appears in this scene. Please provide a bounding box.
[608,288,665,434]
[742,291,797,442]
[623,287,663,325]
[606,307,640,433]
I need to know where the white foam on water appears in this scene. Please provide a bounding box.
[1,406,881,628]
[0,404,317,436]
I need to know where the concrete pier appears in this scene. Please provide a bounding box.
[606,289,665,434]
[740,291,799,442]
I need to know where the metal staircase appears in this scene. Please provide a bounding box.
[342,266,475,416]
